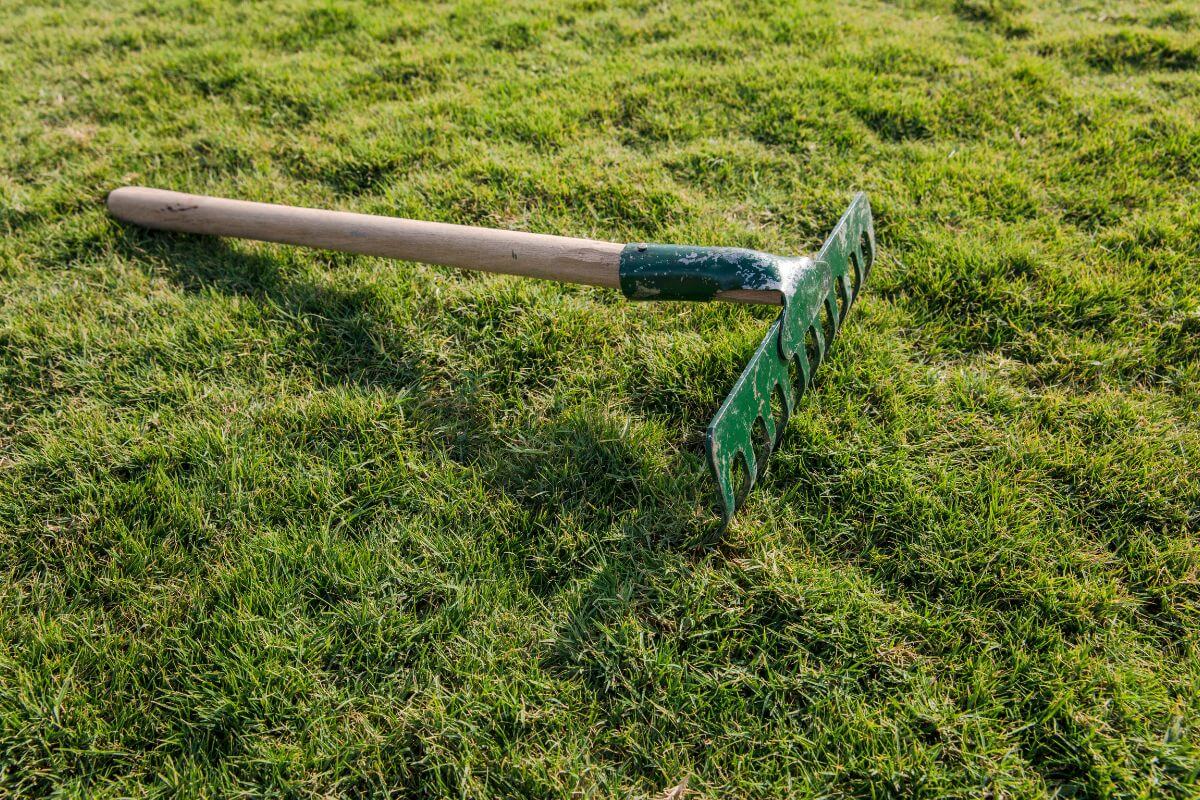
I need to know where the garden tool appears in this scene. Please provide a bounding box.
[108,187,875,527]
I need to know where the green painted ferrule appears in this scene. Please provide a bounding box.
[619,243,809,303]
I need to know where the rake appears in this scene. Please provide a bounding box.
[108,187,875,527]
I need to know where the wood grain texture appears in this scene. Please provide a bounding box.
[107,187,624,289]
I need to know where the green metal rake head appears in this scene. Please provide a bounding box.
[704,195,874,527]
[619,194,876,527]
[109,186,875,529]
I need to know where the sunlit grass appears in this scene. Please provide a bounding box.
[0,0,1197,796]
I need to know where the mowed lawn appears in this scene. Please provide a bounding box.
[1,0,1198,796]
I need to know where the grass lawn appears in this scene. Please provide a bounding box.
[1,0,1198,796]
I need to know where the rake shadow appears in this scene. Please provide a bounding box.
[118,230,726,543]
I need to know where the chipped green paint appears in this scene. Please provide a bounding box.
[613,196,874,527]
[703,193,875,528]
[619,243,812,303]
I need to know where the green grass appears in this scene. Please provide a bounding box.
[1,0,1198,796]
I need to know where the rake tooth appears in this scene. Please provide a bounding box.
[737,447,757,497]
[715,458,736,527]
[753,442,774,482]
[835,273,850,312]
[750,413,775,481]
[848,250,864,303]
[791,365,807,406]
[806,324,826,372]
[766,373,794,434]
[758,412,777,456]
[775,375,795,429]
[796,344,813,392]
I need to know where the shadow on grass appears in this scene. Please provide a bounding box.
[118,230,725,544]
[102,228,744,777]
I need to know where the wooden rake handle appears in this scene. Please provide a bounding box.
[107,187,624,289]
